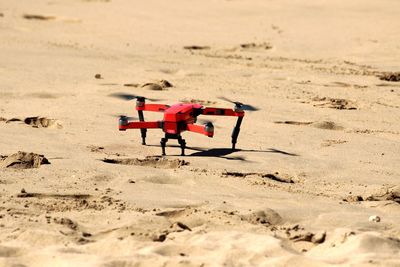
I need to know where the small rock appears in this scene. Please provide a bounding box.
[153,233,167,242]
[82,232,92,237]
[159,79,173,88]
[20,188,26,193]
[94,74,102,79]
[369,215,381,222]
[128,179,135,184]
[311,231,326,244]
[175,221,192,231]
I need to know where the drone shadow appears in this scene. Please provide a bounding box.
[146,144,298,161]
[188,147,247,161]
[188,147,298,158]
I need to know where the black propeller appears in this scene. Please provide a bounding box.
[197,118,215,124]
[218,96,259,111]
[108,92,161,102]
[111,114,137,121]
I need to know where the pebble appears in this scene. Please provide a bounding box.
[369,215,381,222]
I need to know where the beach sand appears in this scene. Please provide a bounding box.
[1,0,400,266]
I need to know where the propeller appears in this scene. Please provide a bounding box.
[197,118,215,124]
[108,92,161,102]
[111,114,137,121]
[218,96,259,111]
[197,118,221,128]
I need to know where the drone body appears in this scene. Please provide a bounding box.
[115,95,254,156]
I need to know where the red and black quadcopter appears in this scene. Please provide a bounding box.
[110,93,258,156]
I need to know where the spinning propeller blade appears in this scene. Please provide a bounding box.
[218,96,259,111]
[111,114,137,121]
[108,92,161,102]
[197,118,215,124]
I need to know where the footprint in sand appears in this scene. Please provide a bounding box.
[102,156,189,169]
[272,224,326,253]
[141,80,173,91]
[3,116,62,129]
[0,151,50,169]
[24,117,62,128]
[343,186,400,204]
[311,97,357,110]
[378,72,400,82]
[53,217,79,231]
[274,120,344,130]
[311,121,344,130]
[222,171,295,183]
[142,175,185,185]
[241,208,283,226]
[17,192,91,199]
[16,192,127,212]
[156,208,191,218]
[321,139,347,147]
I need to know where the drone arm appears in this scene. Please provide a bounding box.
[137,104,170,112]
[201,107,244,117]
[186,124,214,137]
[119,121,161,131]
[201,107,245,150]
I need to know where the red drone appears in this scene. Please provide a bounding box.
[110,93,258,156]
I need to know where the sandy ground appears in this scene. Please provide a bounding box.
[1,0,400,266]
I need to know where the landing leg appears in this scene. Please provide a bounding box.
[160,134,186,156]
[138,110,147,145]
[231,116,243,150]
[160,137,168,156]
[177,135,186,156]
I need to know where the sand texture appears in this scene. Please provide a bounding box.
[1,0,400,266]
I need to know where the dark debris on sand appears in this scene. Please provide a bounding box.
[102,156,189,169]
[379,72,400,82]
[22,14,56,20]
[183,45,210,50]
